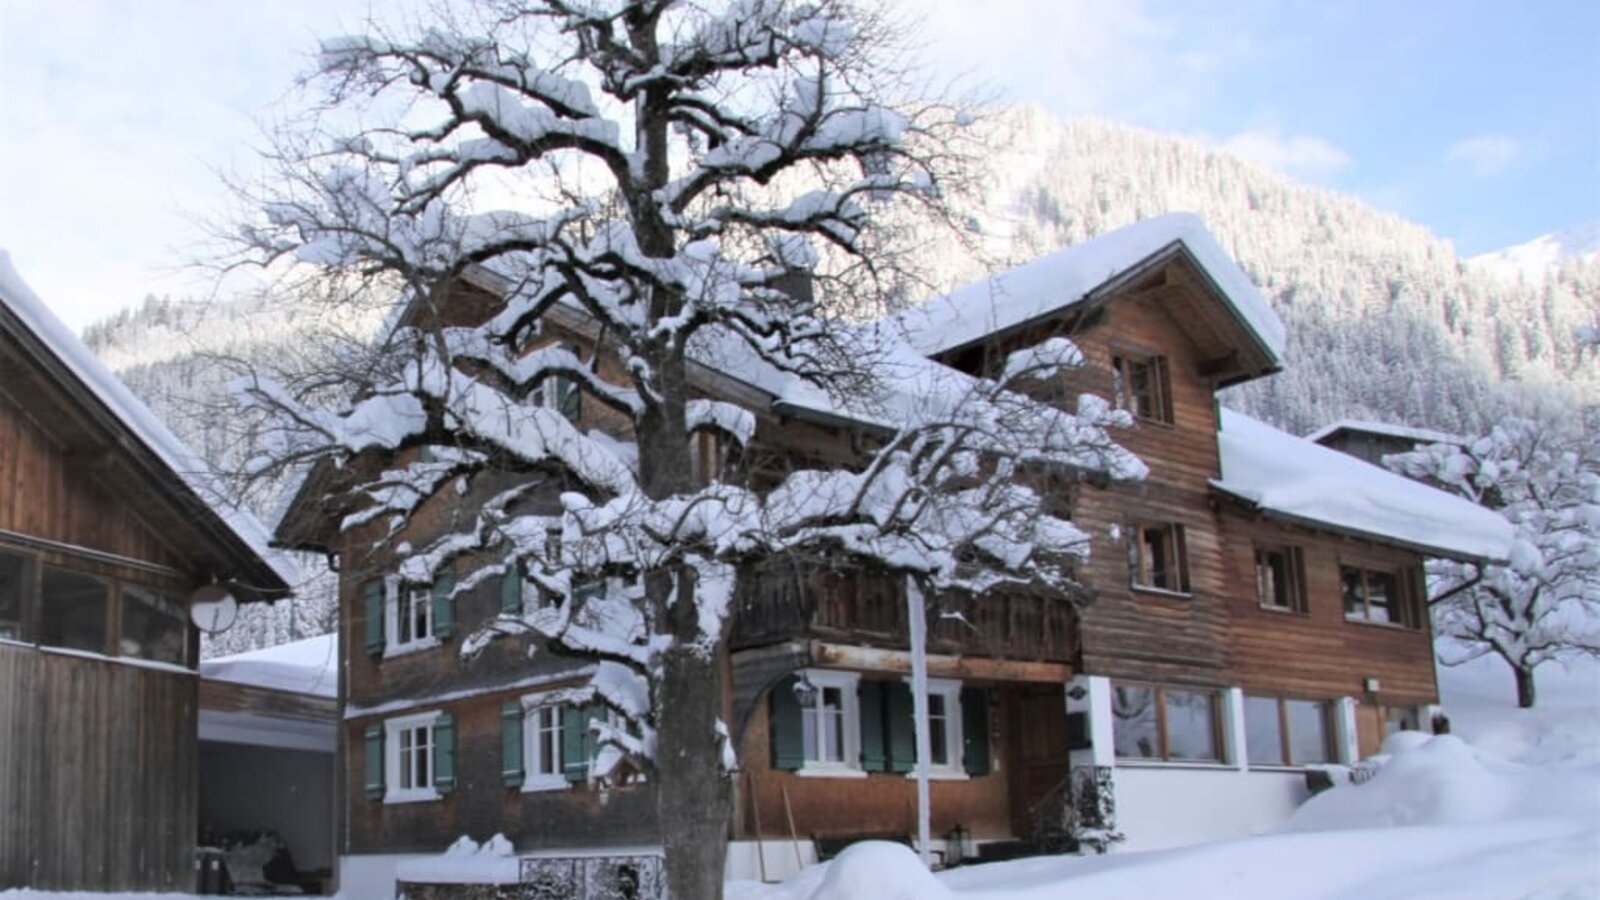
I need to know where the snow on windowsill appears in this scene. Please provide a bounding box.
[902,770,970,782]
[384,788,442,805]
[796,765,869,779]
[384,636,442,659]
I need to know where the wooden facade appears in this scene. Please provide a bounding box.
[281,235,1476,865]
[0,273,291,891]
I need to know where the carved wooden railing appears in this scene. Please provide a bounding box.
[729,564,1079,663]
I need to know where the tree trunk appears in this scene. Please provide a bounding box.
[1514,665,1537,708]
[656,644,732,900]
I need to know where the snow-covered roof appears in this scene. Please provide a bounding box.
[0,249,299,590]
[1305,418,1464,448]
[896,212,1287,361]
[200,633,337,698]
[1214,409,1512,562]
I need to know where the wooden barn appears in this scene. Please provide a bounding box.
[273,215,1512,894]
[0,251,295,892]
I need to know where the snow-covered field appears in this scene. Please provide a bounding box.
[2,657,1594,900]
[729,656,1600,900]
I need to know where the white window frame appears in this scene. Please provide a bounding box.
[385,577,439,657]
[797,669,864,778]
[384,711,441,804]
[903,676,966,778]
[521,697,572,793]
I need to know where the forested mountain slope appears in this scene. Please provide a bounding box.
[82,106,1597,652]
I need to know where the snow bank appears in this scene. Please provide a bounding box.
[804,842,954,900]
[0,250,299,588]
[1214,408,1514,561]
[1439,652,1600,767]
[1286,729,1598,835]
[394,835,519,885]
[896,212,1286,361]
[199,633,338,698]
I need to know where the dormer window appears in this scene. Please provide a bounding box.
[1112,352,1172,424]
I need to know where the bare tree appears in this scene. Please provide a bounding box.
[227,2,1142,894]
[1387,408,1600,709]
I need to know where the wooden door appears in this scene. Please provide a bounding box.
[1006,684,1069,837]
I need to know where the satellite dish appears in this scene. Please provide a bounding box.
[190,585,239,635]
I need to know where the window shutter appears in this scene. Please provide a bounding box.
[961,687,991,776]
[858,680,888,772]
[500,570,522,616]
[364,724,385,800]
[501,701,525,787]
[364,581,386,657]
[431,567,456,639]
[768,675,804,771]
[886,681,916,773]
[562,705,589,783]
[433,713,456,794]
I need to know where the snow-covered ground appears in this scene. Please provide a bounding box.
[2,656,1593,900]
[731,656,1600,900]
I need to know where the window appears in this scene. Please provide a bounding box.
[0,551,26,641]
[801,672,859,769]
[1341,564,1423,628]
[532,342,583,424]
[385,712,442,803]
[906,677,964,775]
[39,567,109,654]
[1112,682,1222,763]
[120,585,188,665]
[1255,545,1306,612]
[1246,696,1333,766]
[523,703,569,790]
[1112,352,1172,423]
[1129,522,1190,593]
[386,569,453,655]
[690,429,733,487]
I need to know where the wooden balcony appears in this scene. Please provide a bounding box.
[729,565,1080,664]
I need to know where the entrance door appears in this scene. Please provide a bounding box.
[1006,683,1069,838]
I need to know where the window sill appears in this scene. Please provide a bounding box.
[903,770,970,782]
[1256,603,1309,616]
[796,766,868,779]
[1130,585,1193,600]
[1342,616,1421,633]
[521,776,572,794]
[384,788,441,804]
[1248,763,1331,773]
[1114,759,1232,771]
[384,637,442,659]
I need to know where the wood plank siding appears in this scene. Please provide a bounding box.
[0,643,198,891]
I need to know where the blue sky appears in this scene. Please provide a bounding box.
[1,0,1595,331]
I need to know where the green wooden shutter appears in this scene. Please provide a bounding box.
[556,344,582,423]
[431,567,456,639]
[501,701,525,787]
[364,724,385,800]
[858,680,888,772]
[886,681,915,773]
[769,675,804,771]
[433,713,456,794]
[961,687,991,776]
[500,569,523,616]
[562,705,588,783]
[364,581,385,657]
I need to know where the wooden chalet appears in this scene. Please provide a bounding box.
[0,252,295,892]
[273,215,1512,893]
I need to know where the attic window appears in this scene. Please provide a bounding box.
[1112,352,1173,424]
[1129,522,1190,594]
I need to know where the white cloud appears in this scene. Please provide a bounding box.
[1214,127,1352,178]
[1445,134,1528,177]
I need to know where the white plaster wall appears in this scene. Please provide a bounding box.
[726,840,818,883]
[1113,767,1309,853]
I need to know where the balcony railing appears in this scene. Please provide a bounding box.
[730,564,1079,663]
